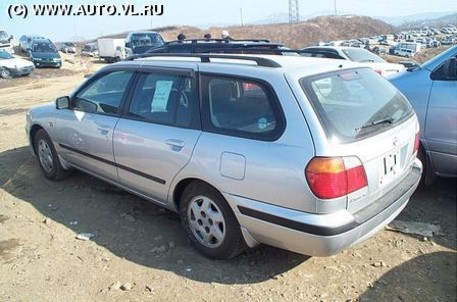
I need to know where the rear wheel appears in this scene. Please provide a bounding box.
[34,129,70,181]
[179,182,246,259]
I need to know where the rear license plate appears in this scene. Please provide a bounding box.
[379,150,400,186]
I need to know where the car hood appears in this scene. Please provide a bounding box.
[0,57,35,69]
[32,52,61,59]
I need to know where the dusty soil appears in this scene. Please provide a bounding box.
[0,51,456,302]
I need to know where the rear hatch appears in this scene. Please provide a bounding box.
[297,68,419,214]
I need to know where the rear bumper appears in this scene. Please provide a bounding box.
[227,159,422,256]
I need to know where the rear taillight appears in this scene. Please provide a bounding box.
[305,156,367,199]
[413,131,420,154]
[374,69,383,75]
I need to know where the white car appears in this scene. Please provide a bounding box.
[301,46,406,77]
[0,51,35,78]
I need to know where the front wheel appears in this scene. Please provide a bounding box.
[0,68,11,79]
[34,129,70,181]
[180,182,246,259]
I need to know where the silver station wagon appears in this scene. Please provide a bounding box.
[26,54,422,259]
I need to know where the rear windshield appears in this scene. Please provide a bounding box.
[300,68,413,143]
[341,48,385,63]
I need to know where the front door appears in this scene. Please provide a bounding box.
[55,70,135,182]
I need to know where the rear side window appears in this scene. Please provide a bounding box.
[301,68,413,143]
[127,73,197,128]
[201,75,285,141]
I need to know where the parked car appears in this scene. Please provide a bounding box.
[81,43,98,57]
[19,35,45,53]
[145,38,292,55]
[300,46,406,77]
[125,31,165,56]
[389,45,457,184]
[28,38,62,68]
[0,50,35,78]
[0,29,14,54]
[26,54,422,259]
[60,42,76,53]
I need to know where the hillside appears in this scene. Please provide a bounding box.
[97,15,394,49]
[397,12,457,30]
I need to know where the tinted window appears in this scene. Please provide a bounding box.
[127,73,196,127]
[73,71,133,115]
[32,41,56,52]
[201,75,284,141]
[301,68,413,142]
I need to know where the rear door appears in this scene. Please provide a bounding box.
[294,68,418,213]
[113,65,201,204]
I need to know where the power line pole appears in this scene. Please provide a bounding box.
[334,0,338,15]
[240,8,244,27]
[289,0,299,24]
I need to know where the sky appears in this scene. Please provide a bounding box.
[1,0,456,42]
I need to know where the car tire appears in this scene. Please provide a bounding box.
[0,68,12,79]
[34,129,70,181]
[418,147,435,185]
[179,181,246,259]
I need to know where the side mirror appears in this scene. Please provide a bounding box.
[56,96,70,109]
[9,35,13,41]
[125,42,131,48]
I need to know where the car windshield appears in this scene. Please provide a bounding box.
[301,68,413,143]
[0,51,13,59]
[0,31,8,42]
[131,33,164,50]
[33,42,56,52]
[342,48,386,63]
[65,42,75,47]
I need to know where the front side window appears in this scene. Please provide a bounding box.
[201,75,285,141]
[72,71,133,115]
[127,72,197,128]
[301,68,413,143]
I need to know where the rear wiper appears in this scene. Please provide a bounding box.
[357,117,394,130]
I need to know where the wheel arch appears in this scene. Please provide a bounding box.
[30,124,45,155]
[172,178,222,212]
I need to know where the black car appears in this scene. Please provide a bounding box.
[144,39,295,55]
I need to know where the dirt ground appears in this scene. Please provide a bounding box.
[0,51,456,302]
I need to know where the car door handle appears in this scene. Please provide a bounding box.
[97,127,110,135]
[165,139,185,149]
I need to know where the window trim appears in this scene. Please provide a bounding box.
[199,72,286,142]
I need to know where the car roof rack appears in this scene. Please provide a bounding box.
[125,53,282,68]
[166,38,273,45]
[200,48,303,55]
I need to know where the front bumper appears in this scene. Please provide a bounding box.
[33,59,61,68]
[227,159,422,256]
[10,65,35,76]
